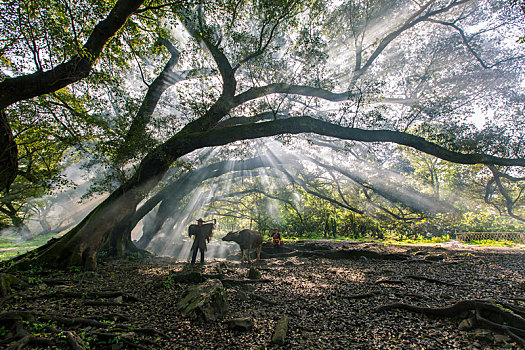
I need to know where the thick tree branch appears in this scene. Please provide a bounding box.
[0,0,145,192]
[117,38,181,162]
[353,0,471,83]
[0,110,18,193]
[135,1,189,14]
[233,83,356,106]
[0,0,145,110]
[179,7,236,94]
[216,111,287,128]
[488,165,525,222]
[169,116,525,168]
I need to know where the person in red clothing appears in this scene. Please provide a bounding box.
[270,229,282,247]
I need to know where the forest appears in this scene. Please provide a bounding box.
[1,0,525,348]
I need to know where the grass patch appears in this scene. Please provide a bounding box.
[464,239,518,247]
[0,232,59,261]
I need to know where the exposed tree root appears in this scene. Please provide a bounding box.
[376,299,525,347]
[221,278,272,286]
[92,313,131,322]
[404,274,457,286]
[261,249,409,261]
[0,310,168,349]
[5,334,54,350]
[375,278,404,285]
[82,300,130,306]
[28,290,140,302]
[65,331,86,350]
[119,327,171,340]
[250,293,279,305]
[344,291,380,299]
[92,332,150,349]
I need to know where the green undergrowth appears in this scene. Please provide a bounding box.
[279,233,524,248]
[0,232,58,261]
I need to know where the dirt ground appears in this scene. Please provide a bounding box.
[3,240,525,349]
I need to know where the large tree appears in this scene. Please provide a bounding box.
[2,0,525,269]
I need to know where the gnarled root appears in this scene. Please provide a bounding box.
[0,310,170,349]
[377,299,525,346]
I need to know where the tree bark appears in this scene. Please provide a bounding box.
[0,110,18,193]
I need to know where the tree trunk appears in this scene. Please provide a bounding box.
[0,110,18,193]
[136,207,171,249]
[12,148,170,270]
[99,212,150,258]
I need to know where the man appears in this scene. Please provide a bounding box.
[188,218,214,264]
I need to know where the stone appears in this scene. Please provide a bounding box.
[425,254,444,261]
[493,333,511,344]
[271,315,290,344]
[240,284,256,292]
[517,281,525,290]
[247,267,261,280]
[169,271,206,284]
[226,317,254,331]
[458,317,476,331]
[81,271,98,279]
[177,279,228,322]
[112,296,123,304]
[471,329,494,342]
[237,290,250,301]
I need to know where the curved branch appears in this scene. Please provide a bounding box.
[353,0,471,83]
[117,38,181,161]
[171,116,525,168]
[488,165,525,222]
[233,83,356,106]
[179,7,236,94]
[265,153,364,214]
[427,18,525,69]
[234,1,299,70]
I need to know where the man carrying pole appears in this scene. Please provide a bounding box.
[188,218,215,264]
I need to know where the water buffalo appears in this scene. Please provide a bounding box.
[188,221,215,264]
[222,229,263,262]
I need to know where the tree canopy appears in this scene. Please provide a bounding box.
[1,0,525,269]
